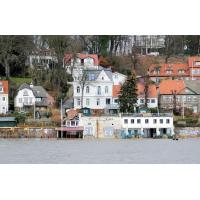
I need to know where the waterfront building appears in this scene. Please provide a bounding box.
[57,112,174,139]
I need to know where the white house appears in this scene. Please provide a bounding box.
[64,53,99,74]
[27,49,57,69]
[14,83,53,113]
[71,68,127,110]
[0,80,9,114]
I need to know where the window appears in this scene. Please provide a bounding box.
[105,86,108,94]
[77,86,80,93]
[160,119,163,124]
[89,73,95,81]
[151,99,155,103]
[195,61,200,66]
[2,97,5,101]
[77,98,81,106]
[102,76,104,80]
[86,86,90,93]
[86,98,90,106]
[166,119,170,124]
[124,119,128,124]
[71,121,76,126]
[137,119,141,124]
[23,90,28,96]
[114,99,118,103]
[29,98,32,104]
[166,70,172,75]
[145,119,149,124]
[0,86,3,92]
[153,119,157,124]
[97,98,100,106]
[178,70,185,74]
[97,86,101,95]
[147,99,150,103]
[131,119,134,124]
[106,98,111,105]
[193,96,197,102]
[187,96,191,102]
[140,99,144,104]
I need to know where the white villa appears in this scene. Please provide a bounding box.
[14,83,53,113]
[71,67,127,111]
[0,80,9,114]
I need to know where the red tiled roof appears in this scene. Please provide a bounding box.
[66,109,78,120]
[64,53,99,65]
[137,83,157,98]
[112,85,121,97]
[149,63,189,77]
[159,80,185,94]
[0,80,8,94]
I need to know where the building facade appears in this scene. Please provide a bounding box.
[0,80,9,114]
[159,79,200,113]
[72,68,127,110]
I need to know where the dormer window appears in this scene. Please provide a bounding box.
[153,70,160,75]
[166,70,172,75]
[195,61,200,66]
[178,69,185,74]
[23,90,28,96]
[102,76,104,80]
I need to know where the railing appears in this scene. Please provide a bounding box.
[121,113,173,117]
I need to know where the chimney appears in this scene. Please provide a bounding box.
[30,82,34,88]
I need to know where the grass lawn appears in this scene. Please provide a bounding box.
[10,77,32,86]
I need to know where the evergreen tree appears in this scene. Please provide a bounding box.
[118,72,138,113]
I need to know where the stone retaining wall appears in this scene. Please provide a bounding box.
[175,127,200,137]
[0,128,57,138]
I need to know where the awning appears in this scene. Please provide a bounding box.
[56,126,84,131]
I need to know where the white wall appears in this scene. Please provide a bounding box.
[112,72,127,85]
[0,94,8,114]
[121,116,173,129]
[80,115,121,138]
[15,88,35,108]
[137,98,158,108]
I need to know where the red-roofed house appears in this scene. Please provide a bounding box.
[158,79,200,112]
[64,53,99,74]
[148,63,190,82]
[0,80,9,114]
[188,56,200,80]
[137,83,158,108]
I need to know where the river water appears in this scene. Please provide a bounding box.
[0,138,200,163]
